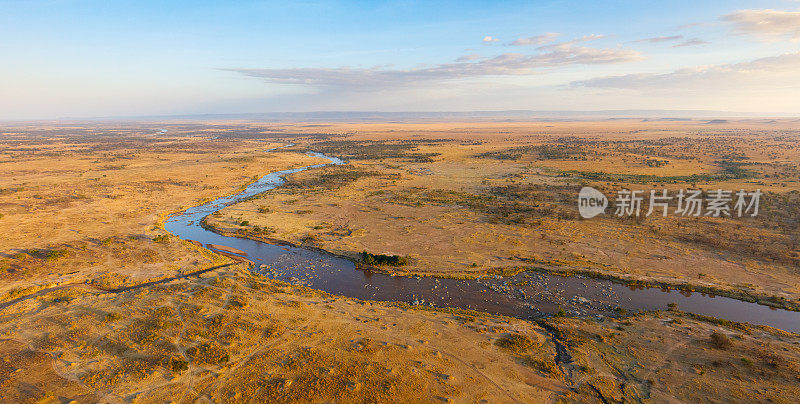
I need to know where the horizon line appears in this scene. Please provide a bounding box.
[3,109,800,123]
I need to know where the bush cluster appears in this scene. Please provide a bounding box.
[361,251,409,266]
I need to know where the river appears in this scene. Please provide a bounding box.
[164,150,800,332]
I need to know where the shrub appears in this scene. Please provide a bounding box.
[170,357,189,373]
[311,140,442,163]
[361,251,409,266]
[104,312,123,322]
[152,234,169,243]
[496,333,535,354]
[249,226,274,235]
[186,342,230,366]
[553,306,566,317]
[710,331,732,350]
[524,357,561,376]
[45,249,69,261]
[23,248,69,261]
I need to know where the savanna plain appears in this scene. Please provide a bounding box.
[1,120,799,403]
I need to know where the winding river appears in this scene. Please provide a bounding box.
[165,150,800,332]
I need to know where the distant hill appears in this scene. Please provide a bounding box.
[74,109,795,122]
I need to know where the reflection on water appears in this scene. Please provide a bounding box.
[165,150,800,332]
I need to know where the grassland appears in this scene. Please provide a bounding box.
[208,121,800,309]
[1,121,799,403]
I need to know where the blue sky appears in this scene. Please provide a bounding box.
[2,0,800,119]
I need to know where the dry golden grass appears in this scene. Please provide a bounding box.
[208,120,800,306]
[0,123,566,402]
[2,121,799,403]
[549,312,800,403]
[0,124,325,295]
[0,265,567,403]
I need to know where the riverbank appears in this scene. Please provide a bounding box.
[200,219,800,314]
[208,127,800,318]
[170,148,800,331]
[4,260,798,403]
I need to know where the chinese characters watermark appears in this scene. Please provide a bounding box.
[578,187,761,219]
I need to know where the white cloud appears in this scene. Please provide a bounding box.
[632,35,684,44]
[538,34,606,50]
[672,38,709,48]
[632,35,707,48]
[226,40,642,89]
[510,33,560,46]
[456,53,482,62]
[573,52,800,90]
[567,52,800,112]
[723,9,800,41]
[482,36,500,43]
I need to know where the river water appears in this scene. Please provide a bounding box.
[164,151,800,332]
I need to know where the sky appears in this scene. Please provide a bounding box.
[1,0,800,119]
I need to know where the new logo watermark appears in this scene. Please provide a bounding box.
[578,187,608,219]
[578,188,761,219]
